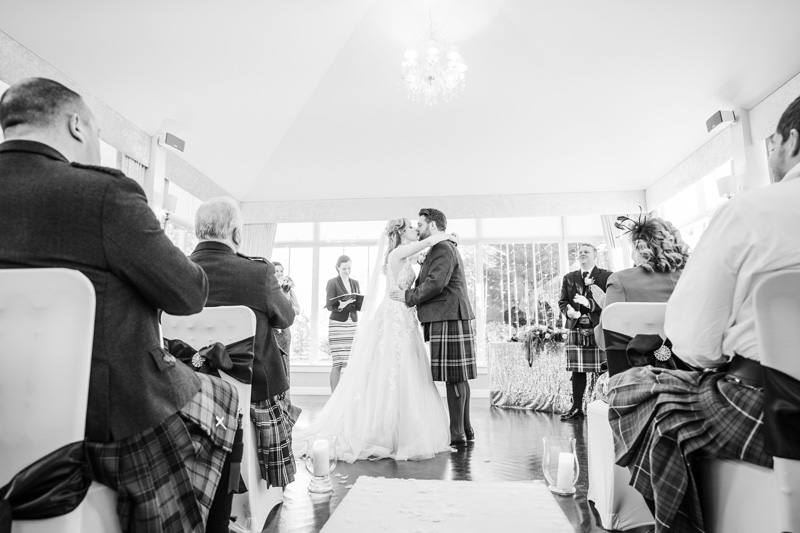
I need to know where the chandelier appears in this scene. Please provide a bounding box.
[400,13,468,105]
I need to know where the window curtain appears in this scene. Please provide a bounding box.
[241,223,277,260]
[118,153,146,187]
[601,215,634,272]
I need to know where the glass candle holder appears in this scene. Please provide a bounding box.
[542,435,579,495]
[303,435,338,493]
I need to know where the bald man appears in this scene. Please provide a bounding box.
[0,78,238,533]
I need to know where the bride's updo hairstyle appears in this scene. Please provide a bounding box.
[615,214,690,273]
[383,218,408,272]
[385,218,407,252]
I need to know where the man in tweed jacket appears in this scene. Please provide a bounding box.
[0,78,238,533]
[190,197,299,489]
[392,208,476,446]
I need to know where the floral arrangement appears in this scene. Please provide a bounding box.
[517,324,569,366]
[518,324,569,348]
[416,250,428,265]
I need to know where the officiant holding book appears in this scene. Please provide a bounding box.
[326,255,363,392]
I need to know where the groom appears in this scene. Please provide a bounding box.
[391,208,477,446]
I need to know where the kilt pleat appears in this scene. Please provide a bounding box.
[251,394,301,488]
[607,367,770,533]
[424,320,477,382]
[329,319,357,368]
[85,374,238,533]
[565,329,604,372]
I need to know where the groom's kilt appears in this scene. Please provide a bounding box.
[424,319,477,382]
[565,329,604,372]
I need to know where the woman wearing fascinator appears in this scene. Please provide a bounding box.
[295,218,458,462]
[594,214,691,368]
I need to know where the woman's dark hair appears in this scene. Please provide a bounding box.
[616,215,690,273]
[776,94,800,158]
[335,255,351,271]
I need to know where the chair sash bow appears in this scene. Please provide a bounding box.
[603,330,675,376]
[165,337,255,384]
[0,441,91,533]
[762,365,800,460]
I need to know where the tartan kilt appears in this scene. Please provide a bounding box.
[607,367,771,533]
[565,328,605,372]
[251,394,302,488]
[85,373,238,533]
[423,319,477,382]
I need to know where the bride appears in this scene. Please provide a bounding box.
[294,218,456,462]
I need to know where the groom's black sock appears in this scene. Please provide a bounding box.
[571,372,587,412]
[446,382,465,439]
[462,381,472,433]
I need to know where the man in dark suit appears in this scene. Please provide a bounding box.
[558,243,611,420]
[0,78,238,532]
[190,197,299,489]
[392,208,477,446]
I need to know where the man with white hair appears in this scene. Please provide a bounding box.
[190,198,299,490]
[0,78,239,533]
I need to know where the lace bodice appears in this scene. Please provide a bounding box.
[386,251,416,292]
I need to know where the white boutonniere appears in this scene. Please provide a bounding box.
[417,250,429,265]
[584,277,594,287]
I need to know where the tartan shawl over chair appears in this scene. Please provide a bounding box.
[0,268,120,533]
[161,305,283,533]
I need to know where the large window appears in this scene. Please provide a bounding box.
[653,160,733,250]
[274,216,606,368]
[163,181,202,255]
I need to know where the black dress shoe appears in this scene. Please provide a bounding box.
[465,427,475,441]
[450,434,468,446]
[560,408,584,421]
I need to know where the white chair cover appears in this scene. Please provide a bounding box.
[0,268,119,533]
[587,302,662,530]
[162,306,283,533]
[753,270,800,533]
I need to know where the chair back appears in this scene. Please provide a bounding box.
[601,302,667,376]
[0,268,95,485]
[754,270,800,533]
[162,306,282,532]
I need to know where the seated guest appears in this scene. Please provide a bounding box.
[607,94,800,533]
[0,78,238,533]
[190,198,299,489]
[594,216,690,354]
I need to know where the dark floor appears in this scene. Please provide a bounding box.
[262,396,651,533]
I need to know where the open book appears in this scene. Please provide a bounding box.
[324,293,365,308]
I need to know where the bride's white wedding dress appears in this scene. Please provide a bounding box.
[295,250,450,462]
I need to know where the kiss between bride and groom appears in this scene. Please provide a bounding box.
[295,208,477,462]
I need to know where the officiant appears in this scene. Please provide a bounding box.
[326,255,363,392]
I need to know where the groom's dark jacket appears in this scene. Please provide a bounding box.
[405,240,474,323]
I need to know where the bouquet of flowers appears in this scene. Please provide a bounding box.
[279,276,295,294]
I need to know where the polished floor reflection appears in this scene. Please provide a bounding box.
[262,396,651,533]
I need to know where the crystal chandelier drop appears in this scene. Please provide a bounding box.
[400,13,468,106]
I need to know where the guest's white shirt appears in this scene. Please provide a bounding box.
[665,165,800,368]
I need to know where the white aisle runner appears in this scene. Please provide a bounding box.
[321,477,574,532]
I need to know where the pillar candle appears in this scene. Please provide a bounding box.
[556,452,575,490]
[312,438,330,476]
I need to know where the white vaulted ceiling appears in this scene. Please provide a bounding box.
[2,0,800,202]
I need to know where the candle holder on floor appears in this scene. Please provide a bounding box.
[303,435,338,494]
[542,435,579,495]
